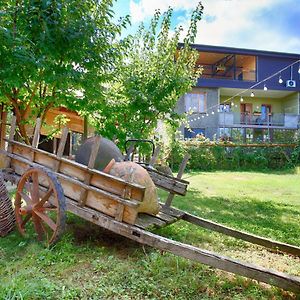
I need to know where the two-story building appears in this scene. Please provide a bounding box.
[177,44,300,142]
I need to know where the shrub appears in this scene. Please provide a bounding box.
[168,138,299,171]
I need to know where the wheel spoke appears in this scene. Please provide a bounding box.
[32,215,44,241]
[18,191,32,205]
[15,168,65,246]
[35,210,57,232]
[20,213,32,228]
[35,188,53,209]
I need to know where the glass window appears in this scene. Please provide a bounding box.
[185,93,207,113]
[184,128,205,139]
[195,51,257,81]
[219,103,231,112]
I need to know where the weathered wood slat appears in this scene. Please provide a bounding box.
[135,213,166,229]
[66,199,300,293]
[182,212,300,257]
[53,127,69,172]
[165,153,190,207]
[155,211,177,224]
[143,166,188,196]
[160,205,185,219]
[5,139,145,202]
[5,116,16,168]
[79,135,101,207]
[32,118,42,149]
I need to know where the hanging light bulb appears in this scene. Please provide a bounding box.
[211,111,215,115]
[197,116,200,120]
[251,91,255,97]
[231,101,234,106]
[298,64,300,74]
[240,96,244,102]
[202,115,204,118]
[279,75,283,84]
[263,84,268,91]
[206,113,209,117]
[217,108,220,112]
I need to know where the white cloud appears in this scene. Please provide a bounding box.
[129,0,199,23]
[129,0,300,53]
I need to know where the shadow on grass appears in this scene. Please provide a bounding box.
[66,218,143,258]
[172,189,300,246]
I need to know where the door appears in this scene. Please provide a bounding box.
[240,103,252,124]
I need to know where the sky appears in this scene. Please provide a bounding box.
[113,0,300,54]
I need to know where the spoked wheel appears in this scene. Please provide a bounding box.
[15,167,66,246]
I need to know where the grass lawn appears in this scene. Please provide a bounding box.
[1,171,300,299]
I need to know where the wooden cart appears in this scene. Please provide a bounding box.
[1,116,300,293]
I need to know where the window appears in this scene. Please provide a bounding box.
[184,128,205,139]
[185,92,207,113]
[219,103,231,112]
[195,51,257,81]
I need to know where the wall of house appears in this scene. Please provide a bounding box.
[176,87,219,139]
[282,92,299,114]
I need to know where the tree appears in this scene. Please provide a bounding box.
[92,3,204,147]
[0,0,127,143]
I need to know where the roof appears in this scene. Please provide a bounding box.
[178,43,300,60]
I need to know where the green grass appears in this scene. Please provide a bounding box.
[1,171,300,299]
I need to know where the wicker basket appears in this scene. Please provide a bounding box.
[0,172,15,237]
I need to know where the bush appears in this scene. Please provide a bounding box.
[168,138,300,171]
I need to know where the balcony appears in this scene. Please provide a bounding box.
[219,112,299,129]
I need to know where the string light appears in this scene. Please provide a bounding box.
[250,92,255,97]
[263,84,268,91]
[240,96,244,102]
[231,101,234,106]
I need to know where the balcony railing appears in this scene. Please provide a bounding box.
[219,112,299,129]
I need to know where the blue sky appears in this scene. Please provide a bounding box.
[113,0,300,54]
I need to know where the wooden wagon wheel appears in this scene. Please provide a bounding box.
[15,167,66,246]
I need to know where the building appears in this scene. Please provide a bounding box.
[176,44,300,142]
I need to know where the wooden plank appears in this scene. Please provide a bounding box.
[144,167,188,195]
[79,135,101,207]
[115,203,125,222]
[5,116,16,168]
[5,139,145,202]
[32,118,42,148]
[155,211,178,224]
[53,127,69,172]
[0,108,7,150]
[66,199,300,293]
[182,212,300,257]
[159,205,185,219]
[8,153,139,224]
[134,213,167,229]
[88,135,101,168]
[165,153,190,207]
